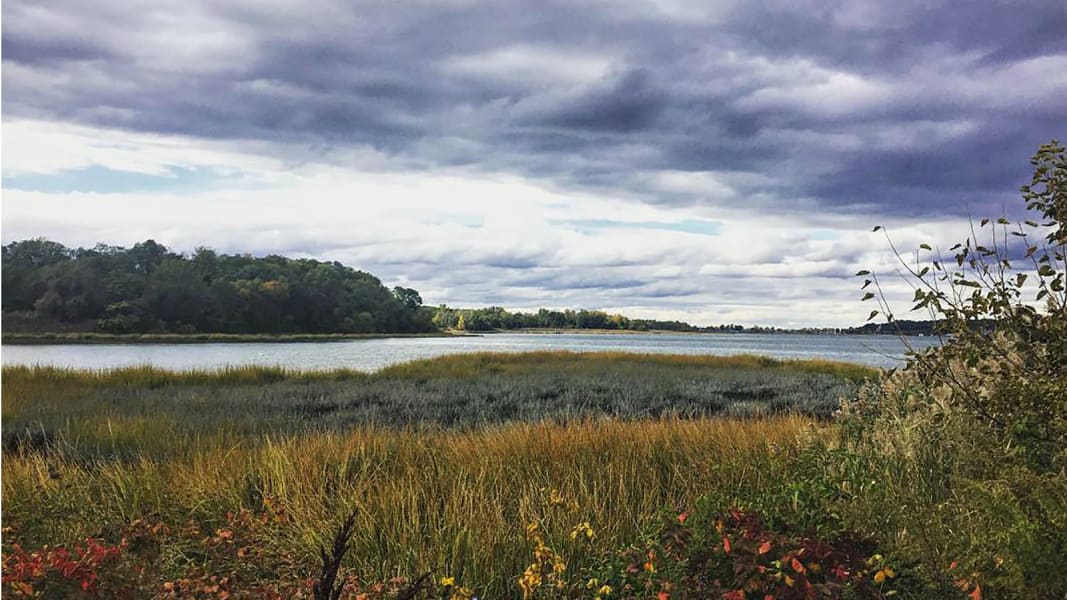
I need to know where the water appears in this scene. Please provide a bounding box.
[1,333,938,372]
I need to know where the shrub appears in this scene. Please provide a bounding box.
[840,141,1067,597]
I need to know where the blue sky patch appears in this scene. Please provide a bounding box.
[3,166,230,194]
[554,218,723,236]
[809,230,841,241]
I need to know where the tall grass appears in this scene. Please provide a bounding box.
[2,353,869,461]
[3,417,818,597]
[1,352,873,597]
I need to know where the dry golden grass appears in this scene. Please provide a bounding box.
[3,416,818,595]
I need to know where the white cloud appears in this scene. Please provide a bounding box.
[735,61,892,118]
[441,44,616,87]
[0,117,1012,328]
[1,119,280,176]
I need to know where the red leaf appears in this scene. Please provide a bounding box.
[969,585,982,600]
[791,557,805,573]
[677,512,689,524]
[758,540,772,555]
[722,537,731,554]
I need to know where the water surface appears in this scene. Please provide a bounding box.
[1,333,938,372]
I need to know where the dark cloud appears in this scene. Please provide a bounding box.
[3,0,1065,217]
[522,69,667,132]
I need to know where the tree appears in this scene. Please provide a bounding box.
[393,287,423,310]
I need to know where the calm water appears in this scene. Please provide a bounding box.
[1,333,937,372]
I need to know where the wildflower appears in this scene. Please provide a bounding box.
[597,584,613,597]
[441,576,455,587]
[873,567,895,584]
[569,521,594,541]
[450,586,475,600]
[586,578,599,589]
[525,522,541,542]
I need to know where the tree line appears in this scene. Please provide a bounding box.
[1,239,434,334]
[428,305,746,333]
[3,238,838,336]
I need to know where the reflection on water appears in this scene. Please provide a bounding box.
[1,333,939,372]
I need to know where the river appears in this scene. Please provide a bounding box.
[0,332,939,372]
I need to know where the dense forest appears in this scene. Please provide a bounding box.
[1,239,434,334]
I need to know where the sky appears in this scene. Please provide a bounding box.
[2,0,1065,327]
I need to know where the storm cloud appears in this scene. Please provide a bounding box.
[6,0,1066,214]
[2,0,1065,325]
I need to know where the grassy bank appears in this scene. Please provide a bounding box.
[1,331,464,345]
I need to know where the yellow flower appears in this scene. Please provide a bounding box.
[450,586,474,600]
[586,578,599,590]
[874,567,895,583]
[440,576,455,587]
[570,522,595,541]
[526,522,541,541]
[597,584,613,596]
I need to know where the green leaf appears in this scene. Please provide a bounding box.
[997,217,1010,225]
[980,218,990,227]
[855,270,870,276]
[919,243,932,250]
[872,225,882,232]
[861,292,875,301]
[866,310,879,321]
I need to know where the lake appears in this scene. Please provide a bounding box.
[1,332,938,372]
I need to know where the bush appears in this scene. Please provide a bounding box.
[839,141,1067,597]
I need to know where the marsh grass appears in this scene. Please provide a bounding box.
[2,352,871,460]
[3,417,818,597]
[0,352,873,597]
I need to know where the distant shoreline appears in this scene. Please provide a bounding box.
[1,328,932,344]
[0,332,471,345]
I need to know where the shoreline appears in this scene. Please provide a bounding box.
[1,328,930,344]
[0,331,474,345]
